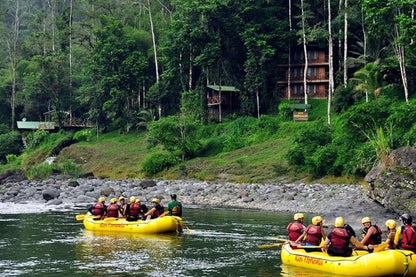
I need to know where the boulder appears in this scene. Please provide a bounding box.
[139,179,157,189]
[42,188,61,201]
[365,146,416,215]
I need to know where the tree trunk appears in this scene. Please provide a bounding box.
[361,5,368,102]
[343,0,348,87]
[7,0,21,130]
[288,0,292,99]
[256,88,260,119]
[338,0,343,73]
[328,0,334,126]
[301,0,308,105]
[69,0,73,125]
[147,0,161,116]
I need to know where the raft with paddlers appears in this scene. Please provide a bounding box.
[76,214,184,234]
[280,242,416,276]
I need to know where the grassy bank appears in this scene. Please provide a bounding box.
[0,99,366,184]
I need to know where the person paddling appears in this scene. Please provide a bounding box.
[145,198,165,220]
[118,196,127,217]
[322,217,371,257]
[126,196,141,221]
[360,217,382,247]
[88,196,107,219]
[394,213,416,252]
[295,216,326,250]
[385,219,397,249]
[106,198,121,218]
[167,194,182,217]
[286,213,306,241]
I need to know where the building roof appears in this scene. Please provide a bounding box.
[207,85,240,92]
[16,121,55,130]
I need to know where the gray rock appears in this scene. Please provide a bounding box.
[42,189,60,201]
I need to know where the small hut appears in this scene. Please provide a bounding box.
[207,85,240,122]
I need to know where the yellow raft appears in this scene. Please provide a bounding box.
[281,243,416,276]
[81,214,184,234]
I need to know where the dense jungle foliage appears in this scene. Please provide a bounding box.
[0,0,415,181]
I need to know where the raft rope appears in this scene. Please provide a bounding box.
[398,250,414,276]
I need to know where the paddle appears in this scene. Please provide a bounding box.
[373,242,389,253]
[258,243,284,249]
[183,222,193,233]
[271,238,290,243]
[75,214,100,221]
[75,214,86,221]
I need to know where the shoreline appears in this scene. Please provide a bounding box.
[0,177,398,229]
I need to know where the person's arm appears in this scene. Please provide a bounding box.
[360,226,375,245]
[320,224,327,240]
[145,207,156,217]
[321,237,330,252]
[295,231,306,244]
[351,236,369,250]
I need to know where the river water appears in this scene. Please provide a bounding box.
[0,206,339,276]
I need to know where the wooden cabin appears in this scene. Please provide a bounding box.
[207,85,240,122]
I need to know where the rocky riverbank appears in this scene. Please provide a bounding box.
[0,175,398,229]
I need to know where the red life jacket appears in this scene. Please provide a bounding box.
[329,227,351,251]
[401,224,416,251]
[92,202,105,216]
[305,224,323,245]
[106,204,119,217]
[362,225,382,245]
[129,203,141,217]
[287,222,304,241]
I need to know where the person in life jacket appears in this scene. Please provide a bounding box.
[286,213,306,241]
[88,196,107,218]
[394,213,416,252]
[295,216,326,248]
[106,198,121,218]
[126,196,142,221]
[384,219,397,249]
[322,217,370,257]
[118,196,127,217]
[360,216,382,247]
[145,198,165,220]
[167,194,182,217]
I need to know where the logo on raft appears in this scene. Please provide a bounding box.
[99,223,125,228]
[294,256,324,266]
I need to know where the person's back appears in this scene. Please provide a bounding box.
[286,213,305,241]
[88,196,107,217]
[168,194,182,217]
[327,226,351,256]
[106,198,120,218]
[126,196,141,221]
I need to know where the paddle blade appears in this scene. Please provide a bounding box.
[373,242,389,253]
[271,237,290,243]
[75,214,85,221]
[258,243,283,249]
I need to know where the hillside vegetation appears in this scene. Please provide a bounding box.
[2,97,414,185]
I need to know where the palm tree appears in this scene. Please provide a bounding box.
[351,61,382,102]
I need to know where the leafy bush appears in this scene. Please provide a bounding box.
[0,124,10,135]
[0,132,24,163]
[340,97,392,142]
[26,163,56,179]
[278,101,292,121]
[141,152,180,175]
[25,130,49,150]
[73,129,94,142]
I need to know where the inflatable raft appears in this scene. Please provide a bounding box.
[281,243,416,276]
[80,214,184,234]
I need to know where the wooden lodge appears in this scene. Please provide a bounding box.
[278,48,329,99]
